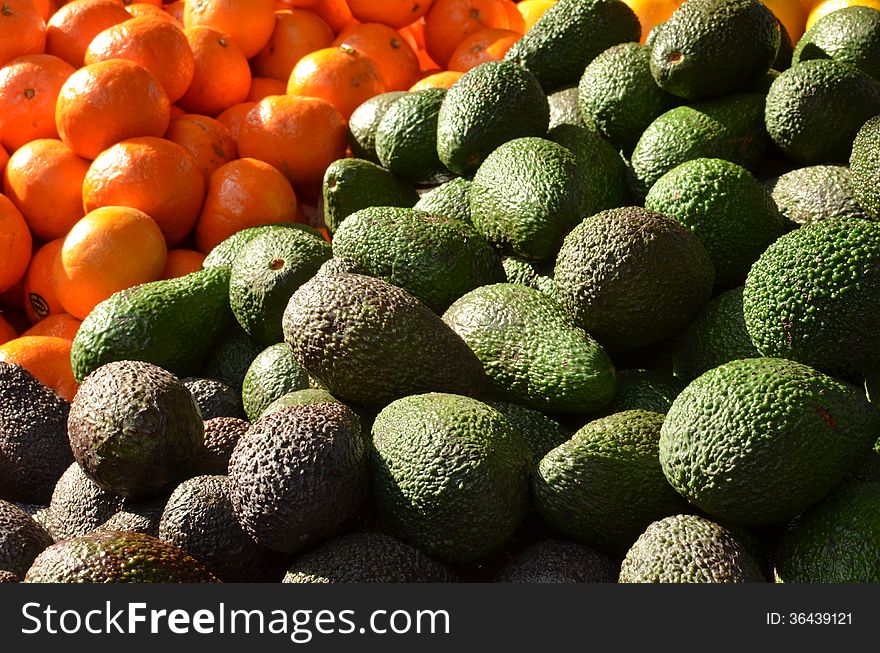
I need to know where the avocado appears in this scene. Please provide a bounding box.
[619,514,765,582]
[443,283,616,414]
[775,481,880,582]
[228,404,368,554]
[629,93,767,198]
[649,0,780,100]
[193,416,249,475]
[283,532,458,583]
[260,389,340,419]
[851,115,880,220]
[321,158,419,234]
[504,0,641,92]
[436,61,549,177]
[535,410,690,554]
[644,158,783,284]
[488,401,571,463]
[660,357,880,525]
[765,59,880,164]
[24,531,219,583]
[773,19,794,71]
[548,124,631,215]
[792,6,880,80]
[95,498,165,538]
[0,499,53,578]
[671,287,760,381]
[607,368,685,414]
[495,539,617,583]
[183,377,245,420]
[160,475,288,582]
[413,177,473,225]
[501,257,557,298]
[46,462,123,541]
[201,322,264,390]
[554,207,715,349]
[71,267,234,382]
[67,360,204,499]
[578,42,679,153]
[766,165,866,227]
[331,206,504,313]
[375,88,453,186]
[0,362,72,504]
[240,343,309,422]
[547,86,584,129]
[348,91,409,162]
[743,217,880,376]
[370,393,531,564]
[202,223,324,269]
[282,273,486,409]
[469,137,586,261]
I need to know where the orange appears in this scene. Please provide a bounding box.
[333,22,420,91]
[126,2,175,20]
[52,206,167,320]
[246,76,287,101]
[22,313,81,340]
[46,0,132,68]
[347,0,433,28]
[0,336,78,400]
[3,139,89,241]
[165,0,185,22]
[177,26,251,116]
[424,0,509,68]
[251,9,334,82]
[161,248,205,279]
[500,0,524,32]
[805,0,880,28]
[409,70,462,90]
[22,238,65,323]
[32,0,53,21]
[0,0,46,67]
[0,195,32,294]
[278,0,320,6]
[55,59,171,160]
[623,0,686,42]
[761,0,808,41]
[286,45,386,120]
[517,0,555,31]
[0,145,7,175]
[237,94,347,188]
[0,54,76,152]
[84,16,195,103]
[183,0,276,57]
[447,27,520,71]
[194,157,298,252]
[0,313,15,345]
[82,136,206,247]
[311,0,354,32]
[164,113,237,182]
[216,101,257,140]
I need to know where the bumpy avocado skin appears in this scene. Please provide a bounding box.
[766,165,866,228]
[0,499,53,578]
[495,539,618,583]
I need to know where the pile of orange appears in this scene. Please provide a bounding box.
[0,0,867,401]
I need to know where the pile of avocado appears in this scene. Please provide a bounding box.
[2,0,880,584]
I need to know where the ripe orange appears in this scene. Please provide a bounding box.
[0,195,32,294]
[333,22,420,91]
[347,0,433,28]
[500,0,524,32]
[447,27,520,71]
[0,145,7,175]
[165,0,185,23]
[517,0,555,31]
[22,313,81,340]
[761,0,808,41]
[177,26,251,116]
[164,113,237,182]
[409,70,462,91]
[84,16,195,103]
[46,0,132,68]
[55,59,171,160]
[161,248,205,279]
[0,313,15,345]
[424,0,509,68]
[194,157,298,252]
[82,136,206,247]
[22,239,65,323]
[286,45,386,119]
[311,0,355,32]
[623,0,686,41]
[215,101,257,140]
[32,0,53,21]
[183,0,276,58]
[0,335,78,400]
[805,0,879,29]
[251,9,334,82]
[3,139,89,241]
[246,76,287,101]
[52,206,167,320]
[278,0,320,6]
[237,94,347,188]
[0,0,47,67]
[0,54,76,153]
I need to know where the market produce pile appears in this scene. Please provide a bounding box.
[1,0,880,584]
